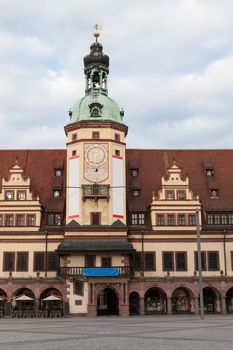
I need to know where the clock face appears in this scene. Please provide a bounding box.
[85,145,107,166]
[84,143,108,183]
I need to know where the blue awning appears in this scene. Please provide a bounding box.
[83,267,119,277]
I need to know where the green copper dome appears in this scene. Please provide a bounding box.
[70,92,123,124]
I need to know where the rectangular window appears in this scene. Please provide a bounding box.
[130,213,145,225]
[214,214,220,225]
[17,252,28,272]
[176,252,187,271]
[91,212,101,225]
[27,215,36,226]
[48,213,62,226]
[138,213,145,225]
[5,214,14,226]
[194,251,206,271]
[48,252,58,271]
[92,131,100,139]
[208,251,219,271]
[114,133,120,142]
[145,253,155,271]
[167,214,175,226]
[229,214,233,224]
[72,133,77,141]
[221,214,227,225]
[207,214,214,225]
[85,255,95,268]
[115,150,120,156]
[231,251,233,271]
[134,252,142,271]
[74,281,84,296]
[157,214,164,226]
[178,214,185,225]
[166,190,174,200]
[131,168,138,177]
[16,214,24,227]
[188,214,196,226]
[5,191,14,200]
[17,191,26,200]
[34,252,45,271]
[131,213,138,225]
[102,257,112,267]
[177,190,186,200]
[163,252,174,271]
[0,214,3,226]
[3,252,15,271]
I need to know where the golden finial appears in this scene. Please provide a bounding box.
[93,24,103,42]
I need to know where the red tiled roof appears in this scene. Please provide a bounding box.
[0,150,66,211]
[126,149,233,212]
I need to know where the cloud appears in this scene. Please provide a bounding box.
[0,0,233,149]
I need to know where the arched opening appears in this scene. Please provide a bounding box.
[97,288,119,316]
[12,288,35,317]
[129,292,140,315]
[226,287,233,313]
[172,288,192,314]
[40,288,63,317]
[202,287,218,314]
[144,287,167,315]
[0,288,7,317]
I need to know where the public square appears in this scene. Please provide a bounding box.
[0,315,233,350]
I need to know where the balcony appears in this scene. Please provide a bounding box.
[82,184,110,201]
[57,266,133,278]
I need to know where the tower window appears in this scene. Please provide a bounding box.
[17,191,26,200]
[166,190,174,200]
[178,214,185,225]
[5,191,14,200]
[72,133,77,141]
[92,131,100,139]
[72,150,76,156]
[177,190,185,200]
[115,133,120,142]
[91,212,101,225]
[157,214,164,226]
[115,150,120,156]
[5,215,14,226]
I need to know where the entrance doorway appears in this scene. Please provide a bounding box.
[97,288,119,316]
[129,292,140,315]
[202,287,216,313]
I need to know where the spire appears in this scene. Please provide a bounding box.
[83,25,109,96]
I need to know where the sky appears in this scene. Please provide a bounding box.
[0,0,233,149]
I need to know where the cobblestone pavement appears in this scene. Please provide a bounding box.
[0,315,233,350]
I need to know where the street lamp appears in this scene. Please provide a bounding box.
[196,208,204,319]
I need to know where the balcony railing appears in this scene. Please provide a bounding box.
[82,184,110,201]
[57,266,133,278]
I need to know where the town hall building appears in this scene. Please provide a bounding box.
[0,30,233,317]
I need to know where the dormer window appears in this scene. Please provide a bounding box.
[166,190,174,200]
[210,189,219,198]
[55,169,62,177]
[5,191,14,200]
[132,189,140,197]
[53,190,60,198]
[177,190,185,200]
[206,169,214,177]
[18,191,26,200]
[131,168,139,177]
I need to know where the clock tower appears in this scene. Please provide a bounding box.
[64,30,128,229]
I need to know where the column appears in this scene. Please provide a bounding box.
[221,296,227,314]
[167,297,172,315]
[139,297,144,315]
[194,297,199,315]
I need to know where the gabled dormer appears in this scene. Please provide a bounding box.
[0,161,42,231]
[150,163,201,230]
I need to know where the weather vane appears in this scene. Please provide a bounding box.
[93,24,103,42]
